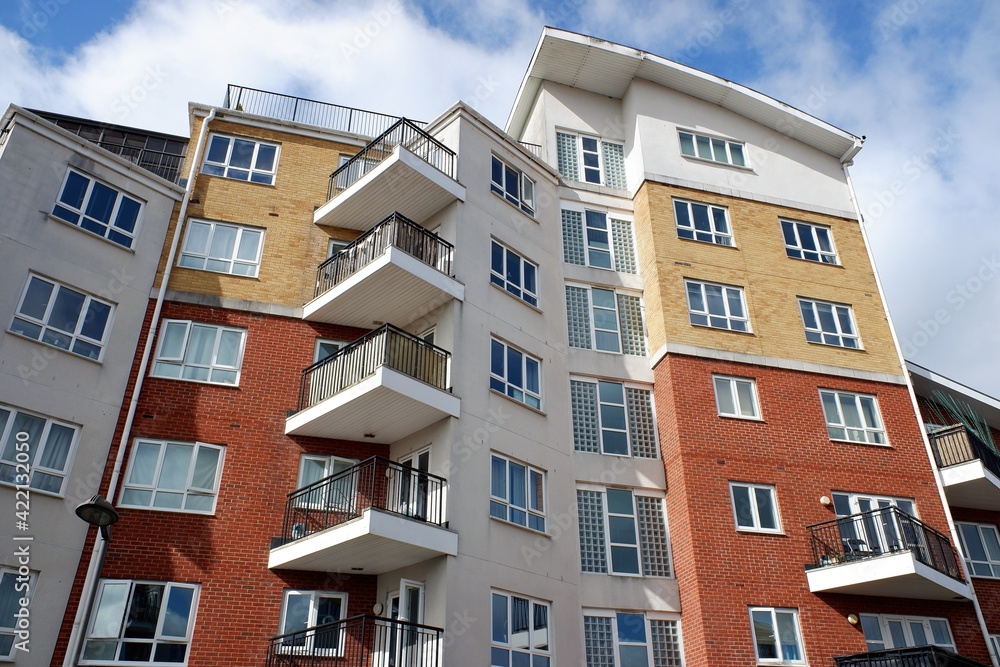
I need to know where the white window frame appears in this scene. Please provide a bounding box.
[0,403,79,496]
[490,155,535,216]
[556,130,626,187]
[314,338,347,363]
[178,219,265,277]
[82,580,200,666]
[491,590,551,667]
[119,439,225,514]
[327,238,350,258]
[491,239,539,307]
[561,204,637,273]
[749,606,805,665]
[490,338,542,410]
[673,198,734,247]
[819,390,887,445]
[567,284,645,355]
[798,298,860,349]
[780,219,839,265]
[858,613,955,652]
[956,522,1000,578]
[0,567,35,659]
[293,454,358,516]
[991,635,1000,662]
[582,609,683,667]
[151,320,247,386]
[571,378,659,459]
[713,375,761,420]
[729,482,781,534]
[579,485,671,578]
[51,168,144,249]
[678,129,748,167]
[490,453,546,532]
[201,133,279,185]
[277,590,348,656]
[684,279,750,332]
[10,274,115,361]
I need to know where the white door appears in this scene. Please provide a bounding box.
[394,448,432,522]
[383,580,427,667]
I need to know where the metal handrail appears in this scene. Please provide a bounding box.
[296,324,450,413]
[223,84,418,138]
[928,423,1000,480]
[835,644,989,666]
[326,119,456,200]
[96,141,184,182]
[518,141,542,158]
[266,614,443,667]
[278,456,447,546]
[314,212,454,298]
[807,506,963,581]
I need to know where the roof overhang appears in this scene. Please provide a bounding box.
[506,28,863,162]
[908,361,1000,432]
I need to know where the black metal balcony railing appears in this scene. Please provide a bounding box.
[297,324,450,413]
[97,141,184,183]
[835,645,990,667]
[278,456,446,546]
[327,119,456,200]
[807,506,963,580]
[266,614,442,667]
[929,424,1000,480]
[223,84,416,139]
[314,212,454,298]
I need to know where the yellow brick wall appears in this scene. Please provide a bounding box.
[154,117,360,307]
[634,181,902,376]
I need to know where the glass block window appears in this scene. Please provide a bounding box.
[819,390,886,445]
[556,131,627,188]
[52,169,143,248]
[611,219,637,274]
[673,199,733,246]
[566,286,593,349]
[556,131,579,183]
[571,381,600,454]
[562,210,587,265]
[649,619,683,667]
[636,496,671,577]
[684,280,749,332]
[577,489,608,573]
[618,294,645,356]
[583,616,615,667]
[626,388,659,459]
[572,379,657,458]
[585,612,682,667]
[566,286,645,356]
[577,488,670,577]
[562,209,636,273]
[799,298,859,348]
[602,142,627,189]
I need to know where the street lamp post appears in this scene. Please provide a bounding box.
[72,495,120,662]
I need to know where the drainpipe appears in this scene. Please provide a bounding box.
[63,108,218,667]
[842,161,998,667]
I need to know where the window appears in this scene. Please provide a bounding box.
[0,403,78,494]
[713,376,760,419]
[82,580,199,664]
[577,488,671,577]
[10,274,114,361]
[566,286,645,355]
[684,280,749,332]
[277,591,347,656]
[556,131,627,189]
[957,523,1000,578]
[820,390,886,444]
[490,454,546,532]
[314,339,346,363]
[798,298,859,348]
[120,439,224,514]
[673,199,733,246]
[151,320,246,385]
[491,155,535,215]
[490,339,541,410]
[491,591,551,667]
[51,169,143,248]
[678,130,747,167]
[570,380,658,458]
[991,635,1000,662]
[561,209,637,273]
[295,455,357,513]
[583,611,682,667]
[730,483,780,533]
[749,607,804,664]
[780,220,838,265]
[0,568,35,658]
[327,238,350,258]
[859,614,955,652]
[832,492,916,557]
[178,220,264,277]
[202,133,278,185]
[491,240,538,307]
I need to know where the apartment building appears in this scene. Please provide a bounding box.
[40,27,996,667]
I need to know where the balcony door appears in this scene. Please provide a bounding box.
[832,493,917,558]
[389,448,431,522]
[860,614,956,653]
[382,580,427,667]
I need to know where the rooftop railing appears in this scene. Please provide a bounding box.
[97,142,184,183]
[807,506,963,581]
[835,645,989,667]
[314,212,453,298]
[518,141,542,158]
[326,119,456,200]
[929,424,1000,480]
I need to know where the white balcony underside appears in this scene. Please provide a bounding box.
[940,460,1000,510]
[806,551,972,600]
[314,147,466,229]
[285,366,460,443]
[269,508,458,574]
[303,247,464,328]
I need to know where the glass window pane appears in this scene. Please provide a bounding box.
[113,197,141,233]
[733,486,753,527]
[600,404,626,430]
[730,143,746,166]
[755,488,777,529]
[48,287,85,333]
[506,348,523,387]
[128,442,161,486]
[19,278,54,321]
[206,136,229,163]
[983,527,1000,561]
[599,381,624,404]
[184,326,216,365]
[38,423,74,471]
[2,412,43,463]
[281,594,310,635]
[191,447,220,490]
[715,378,736,415]
[606,489,633,515]
[216,330,242,367]
[619,645,649,667]
[930,619,952,646]
[752,610,777,659]
[229,139,255,169]
[509,462,526,508]
[236,230,261,262]
[254,144,276,171]
[81,301,111,341]
[160,586,194,637]
[840,396,863,429]
[60,171,90,208]
[158,444,193,490]
[491,457,507,499]
[91,582,130,637]
[492,594,508,643]
[84,183,117,224]
[679,132,695,156]
[696,135,712,159]
[209,225,237,260]
[491,340,504,377]
[775,612,800,660]
[609,515,637,545]
[736,381,756,417]
[616,613,646,643]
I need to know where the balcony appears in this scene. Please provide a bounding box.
[806,507,971,600]
[269,456,456,573]
[266,615,442,667]
[314,119,465,229]
[95,142,184,183]
[304,212,463,329]
[285,324,460,443]
[929,424,1000,510]
[835,645,989,667]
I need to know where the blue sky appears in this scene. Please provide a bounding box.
[1,0,998,398]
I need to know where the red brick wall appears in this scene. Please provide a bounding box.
[52,301,384,666]
[655,353,990,667]
[951,506,1000,634]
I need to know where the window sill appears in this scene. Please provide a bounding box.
[46,214,137,253]
[490,281,542,314]
[147,372,241,389]
[567,344,647,358]
[690,322,755,336]
[680,153,755,172]
[785,255,843,268]
[5,330,104,365]
[805,340,865,351]
[199,171,277,188]
[174,265,262,280]
[0,480,64,498]
[489,388,546,416]
[490,188,537,223]
[489,515,548,537]
[736,527,786,537]
[828,437,891,448]
[718,414,765,423]
[117,503,218,516]
[676,235,739,250]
